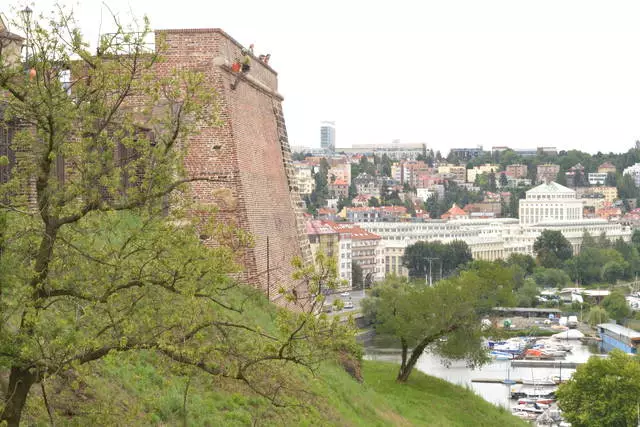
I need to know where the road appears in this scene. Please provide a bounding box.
[325,289,367,315]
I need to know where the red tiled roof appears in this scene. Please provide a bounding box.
[305,220,338,236]
[323,221,381,240]
[331,179,348,186]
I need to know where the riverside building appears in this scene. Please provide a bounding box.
[357,181,632,277]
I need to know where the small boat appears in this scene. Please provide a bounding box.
[518,397,555,405]
[490,350,515,360]
[512,404,545,414]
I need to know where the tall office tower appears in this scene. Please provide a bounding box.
[320,121,336,153]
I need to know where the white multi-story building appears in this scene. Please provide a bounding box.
[588,173,608,185]
[416,188,435,202]
[623,163,640,187]
[293,162,316,196]
[338,234,352,288]
[358,181,632,278]
[519,181,584,225]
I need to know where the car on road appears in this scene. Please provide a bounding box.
[344,301,354,309]
[340,292,350,297]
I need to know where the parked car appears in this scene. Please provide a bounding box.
[344,301,354,309]
[340,292,350,297]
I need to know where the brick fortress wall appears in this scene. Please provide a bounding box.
[153,28,312,302]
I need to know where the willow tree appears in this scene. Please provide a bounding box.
[0,9,353,426]
[363,262,515,382]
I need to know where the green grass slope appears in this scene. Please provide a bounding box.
[17,286,526,426]
[21,354,526,426]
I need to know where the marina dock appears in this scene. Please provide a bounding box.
[511,360,582,368]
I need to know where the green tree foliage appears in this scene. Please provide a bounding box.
[601,291,632,323]
[309,158,330,210]
[566,247,626,285]
[618,173,640,200]
[532,267,571,288]
[380,154,392,177]
[534,230,573,268]
[362,264,515,382]
[352,262,363,290]
[488,172,497,192]
[557,350,640,427]
[632,229,640,250]
[516,279,539,307]
[0,11,353,425]
[403,240,472,281]
[506,253,536,275]
[368,196,380,207]
[586,306,608,327]
[601,261,625,284]
[499,172,508,187]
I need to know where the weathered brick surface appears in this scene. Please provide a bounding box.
[152,29,311,301]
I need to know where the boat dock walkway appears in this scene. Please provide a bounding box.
[511,360,582,368]
[471,378,524,384]
[471,378,567,384]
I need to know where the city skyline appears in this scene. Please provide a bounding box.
[6,0,640,155]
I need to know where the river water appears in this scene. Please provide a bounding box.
[364,336,600,409]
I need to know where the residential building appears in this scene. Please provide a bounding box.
[590,186,618,203]
[464,202,501,217]
[565,163,586,188]
[328,162,351,184]
[401,160,430,187]
[449,145,486,160]
[320,121,336,153]
[623,163,640,187]
[466,163,500,183]
[305,219,340,264]
[598,162,616,174]
[354,173,382,197]
[357,181,632,278]
[441,204,469,220]
[536,164,560,184]
[328,179,349,198]
[351,194,373,207]
[587,173,607,185]
[305,220,352,288]
[293,162,316,196]
[506,164,528,179]
[344,206,409,223]
[337,141,426,161]
[437,164,466,182]
[329,222,384,281]
[416,187,435,202]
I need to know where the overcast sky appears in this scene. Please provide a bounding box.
[6,0,640,154]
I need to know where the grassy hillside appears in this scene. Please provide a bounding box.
[20,356,526,426]
[16,287,526,426]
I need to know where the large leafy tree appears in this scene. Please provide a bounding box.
[402,240,472,281]
[601,291,632,323]
[362,262,514,382]
[0,10,352,425]
[533,230,573,268]
[557,350,640,427]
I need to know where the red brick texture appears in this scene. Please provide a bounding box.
[152,29,311,301]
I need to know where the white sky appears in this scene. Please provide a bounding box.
[6,0,640,154]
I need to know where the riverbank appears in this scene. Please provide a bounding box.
[358,361,528,426]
